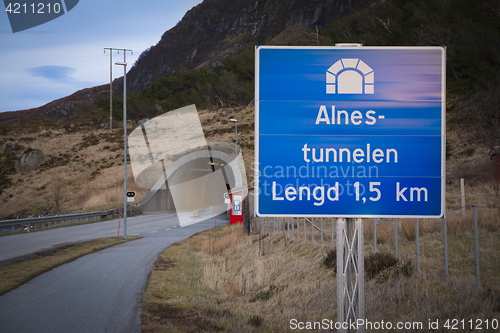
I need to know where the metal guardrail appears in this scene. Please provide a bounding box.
[0,211,111,232]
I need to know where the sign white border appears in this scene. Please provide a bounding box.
[254,46,446,219]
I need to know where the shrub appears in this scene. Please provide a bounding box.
[364,252,398,279]
[248,315,263,327]
[251,285,277,302]
[322,249,337,269]
[377,259,413,282]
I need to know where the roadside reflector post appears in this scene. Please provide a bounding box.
[337,218,364,333]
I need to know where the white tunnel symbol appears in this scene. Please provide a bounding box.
[326,59,374,94]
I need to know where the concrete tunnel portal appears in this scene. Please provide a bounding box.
[139,149,243,213]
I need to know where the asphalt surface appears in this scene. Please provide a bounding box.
[0,211,229,333]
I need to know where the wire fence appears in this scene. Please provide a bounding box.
[251,205,500,284]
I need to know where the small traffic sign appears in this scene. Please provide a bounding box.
[126,191,136,202]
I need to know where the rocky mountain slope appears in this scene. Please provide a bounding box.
[126,0,356,93]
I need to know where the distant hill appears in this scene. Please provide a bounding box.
[0,84,109,125]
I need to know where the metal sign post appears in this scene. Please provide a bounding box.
[255,46,445,332]
[127,191,135,216]
[337,218,364,333]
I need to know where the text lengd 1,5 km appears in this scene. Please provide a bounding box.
[271,181,429,206]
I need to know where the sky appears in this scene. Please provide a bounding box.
[0,0,204,113]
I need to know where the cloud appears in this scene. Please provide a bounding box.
[28,65,75,82]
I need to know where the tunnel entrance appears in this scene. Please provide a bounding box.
[139,149,242,213]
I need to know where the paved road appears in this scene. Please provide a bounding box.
[0,211,228,333]
[0,210,218,265]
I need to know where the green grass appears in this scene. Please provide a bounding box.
[0,236,141,296]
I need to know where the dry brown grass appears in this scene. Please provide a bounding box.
[0,125,132,218]
[142,205,500,332]
[76,173,148,209]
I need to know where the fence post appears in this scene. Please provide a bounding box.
[321,217,323,245]
[331,218,334,246]
[243,197,250,235]
[311,218,314,242]
[473,205,480,286]
[394,218,398,259]
[297,218,300,239]
[416,218,420,271]
[461,178,465,214]
[443,215,448,279]
[304,218,306,241]
[373,218,377,252]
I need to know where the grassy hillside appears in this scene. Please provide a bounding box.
[0,106,254,220]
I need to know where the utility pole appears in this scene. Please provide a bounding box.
[115,48,131,239]
[104,48,132,131]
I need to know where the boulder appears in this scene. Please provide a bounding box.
[19,149,45,172]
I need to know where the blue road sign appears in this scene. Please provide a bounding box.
[255,46,445,218]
